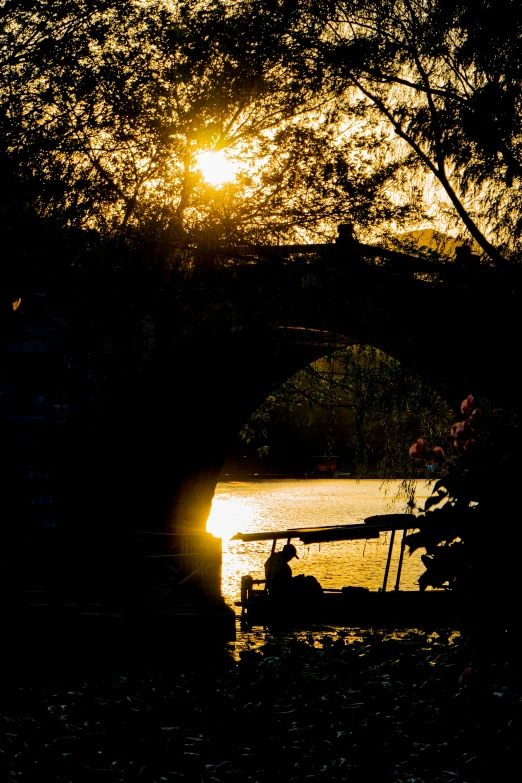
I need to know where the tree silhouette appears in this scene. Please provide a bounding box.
[0,0,406,253]
[294,0,522,262]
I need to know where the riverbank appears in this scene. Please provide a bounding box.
[217,471,403,480]
[2,627,518,782]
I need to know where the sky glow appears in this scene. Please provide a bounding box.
[197,149,240,186]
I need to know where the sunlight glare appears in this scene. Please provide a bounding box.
[206,494,255,543]
[197,149,240,186]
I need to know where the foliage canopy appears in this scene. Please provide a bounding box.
[0,0,408,253]
[3,1,522,260]
[293,0,522,262]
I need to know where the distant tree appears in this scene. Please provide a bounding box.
[240,345,453,478]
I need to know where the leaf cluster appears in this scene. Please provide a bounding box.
[405,395,521,594]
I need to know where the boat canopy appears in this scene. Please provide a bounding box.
[231,514,418,545]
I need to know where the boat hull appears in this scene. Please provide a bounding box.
[237,589,462,632]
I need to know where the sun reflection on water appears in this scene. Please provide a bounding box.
[206,492,255,544]
[206,479,430,612]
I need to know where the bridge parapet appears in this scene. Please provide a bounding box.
[136,530,224,604]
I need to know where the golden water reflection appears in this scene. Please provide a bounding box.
[207,478,434,611]
[206,492,256,543]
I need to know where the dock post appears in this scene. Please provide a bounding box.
[394,529,408,591]
[382,529,396,592]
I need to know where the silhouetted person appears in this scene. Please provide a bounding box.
[333,222,365,275]
[265,544,324,604]
[455,244,483,276]
[336,223,358,245]
[264,543,299,598]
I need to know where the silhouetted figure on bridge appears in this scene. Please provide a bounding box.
[336,223,358,245]
[333,222,367,275]
[454,244,479,270]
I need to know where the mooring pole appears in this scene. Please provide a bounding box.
[394,528,408,591]
[382,529,396,592]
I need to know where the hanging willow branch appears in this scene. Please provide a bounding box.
[240,343,452,479]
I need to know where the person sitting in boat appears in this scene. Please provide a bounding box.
[264,543,298,598]
[264,544,323,602]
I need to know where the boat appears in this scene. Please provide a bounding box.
[232,515,462,631]
[304,455,339,478]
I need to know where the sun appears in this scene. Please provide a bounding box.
[196,149,240,187]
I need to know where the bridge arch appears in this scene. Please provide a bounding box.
[87,238,519,546]
[6,238,517,607]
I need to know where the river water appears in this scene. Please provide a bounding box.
[206,478,435,612]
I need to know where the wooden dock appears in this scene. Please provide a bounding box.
[1,526,237,672]
[3,578,237,674]
[2,303,237,664]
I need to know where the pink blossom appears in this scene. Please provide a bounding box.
[460,394,475,414]
[409,438,427,459]
[451,421,470,441]
[432,446,445,462]
[458,666,473,685]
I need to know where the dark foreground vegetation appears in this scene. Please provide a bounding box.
[2,628,519,783]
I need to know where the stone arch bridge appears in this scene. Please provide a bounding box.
[122,235,519,538]
[2,232,519,612]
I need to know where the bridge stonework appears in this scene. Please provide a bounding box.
[2,238,519,609]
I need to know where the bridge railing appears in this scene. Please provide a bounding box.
[231,229,491,281]
[135,530,223,603]
[176,532,223,602]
